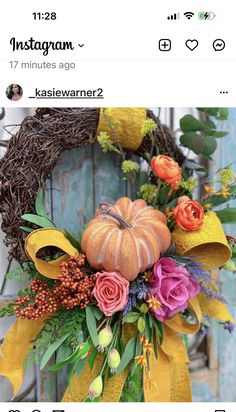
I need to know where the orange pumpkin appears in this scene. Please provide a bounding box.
[81,197,171,281]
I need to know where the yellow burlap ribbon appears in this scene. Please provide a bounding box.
[25,228,79,279]
[97,108,147,150]
[0,317,46,398]
[172,211,232,270]
[0,228,235,401]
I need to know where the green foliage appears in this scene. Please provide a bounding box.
[20,226,34,233]
[120,366,143,402]
[0,302,15,318]
[116,336,136,374]
[215,208,236,224]
[97,131,121,154]
[21,214,56,228]
[64,229,81,251]
[137,317,145,333]
[139,183,158,205]
[124,312,140,323]
[179,109,229,159]
[180,115,205,133]
[6,265,35,281]
[121,160,140,181]
[204,184,236,207]
[35,189,47,217]
[180,132,204,155]
[86,306,99,347]
[49,340,91,372]
[40,333,70,370]
[21,188,56,231]
[198,107,229,120]
[25,307,86,369]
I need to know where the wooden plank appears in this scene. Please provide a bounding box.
[93,143,126,207]
[50,146,94,232]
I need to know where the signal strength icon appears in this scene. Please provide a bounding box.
[167,12,180,20]
[184,12,195,20]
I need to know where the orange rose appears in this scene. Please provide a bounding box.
[173,196,204,231]
[151,155,182,187]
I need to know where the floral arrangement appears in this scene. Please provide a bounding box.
[0,108,235,403]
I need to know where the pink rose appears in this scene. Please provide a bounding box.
[93,271,129,316]
[148,257,200,322]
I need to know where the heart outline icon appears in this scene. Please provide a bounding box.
[185,39,199,51]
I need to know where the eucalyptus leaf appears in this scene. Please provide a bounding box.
[218,108,229,119]
[145,316,151,341]
[205,130,228,138]
[56,344,72,363]
[20,226,34,233]
[64,229,81,250]
[180,132,204,155]
[215,208,236,223]
[88,347,98,370]
[86,306,98,347]
[40,334,69,370]
[49,340,91,372]
[202,136,217,157]
[76,358,87,377]
[124,312,140,323]
[116,336,136,374]
[137,317,145,333]
[93,307,103,321]
[21,214,56,228]
[180,115,205,133]
[36,189,46,216]
[184,160,206,172]
[154,319,164,344]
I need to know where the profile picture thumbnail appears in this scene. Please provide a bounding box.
[6,84,23,101]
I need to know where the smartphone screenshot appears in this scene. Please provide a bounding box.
[0,1,235,411]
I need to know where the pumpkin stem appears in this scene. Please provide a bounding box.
[98,203,132,229]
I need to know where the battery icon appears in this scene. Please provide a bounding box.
[198,11,216,20]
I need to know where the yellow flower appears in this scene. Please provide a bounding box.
[204,185,214,196]
[143,339,154,355]
[219,168,235,186]
[204,203,213,210]
[142,119,157,135]
[135,355,147,368]
[144,377,157,390]
[139,335,145,344]
[165,207,174,219]
[147,295,161,310]
[216,186,230,199]
[142,270,152,282]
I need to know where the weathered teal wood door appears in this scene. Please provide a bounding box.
[191,108,236,402]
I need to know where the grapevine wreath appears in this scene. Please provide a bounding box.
[0,107,235,402]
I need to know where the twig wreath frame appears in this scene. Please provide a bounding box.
[0,107,184,263]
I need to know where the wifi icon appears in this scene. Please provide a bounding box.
[184,12,195,20]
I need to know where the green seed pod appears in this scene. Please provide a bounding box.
[98,326,113,351]
[108,348,121,372]
[88,375,103,400]
[222,259,236,273]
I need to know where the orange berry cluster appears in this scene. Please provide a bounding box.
[14,278,58,320]
[55,255,96,310]
[14,254,96,320]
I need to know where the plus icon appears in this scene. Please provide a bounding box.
[159,39,171,51]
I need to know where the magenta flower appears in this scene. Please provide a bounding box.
[148,257,200,322]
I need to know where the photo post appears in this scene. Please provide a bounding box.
[0,1,236,411]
